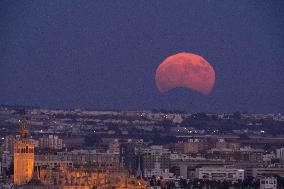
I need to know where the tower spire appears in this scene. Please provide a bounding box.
[19,118,29,139]
[136,155,142,178]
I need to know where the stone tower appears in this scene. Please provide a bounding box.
[14,119,35,185]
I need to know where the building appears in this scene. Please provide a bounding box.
[2,135,15,153]
[263,152,276,163]
[13,119,35,185]
[1,135,15,178]
[196,167,244,182]
[215,139,227,149]
[184,139,204,154]
[35,154,73,169]
[215,139,240,150]
[227,142,241,150]
[120,139,144,175]
[276,148,284,160]
[252,167,284,179]
[142,145,170,178]
[108,139,120,153]
[15,166,148,188]
[171,139,204,154]
[170,155,228,179]
[207,147,264,162]
[171,142,184,153]
[260,177,277,189]
[1,150,12,176]
[57,150,120,170]
[38,135,63,150]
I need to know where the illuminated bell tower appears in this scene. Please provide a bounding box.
[14,119,35,185]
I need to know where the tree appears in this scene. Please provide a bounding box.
[276,175,284,188]
[165,181,176,189]
[179,179,187,188]
[219,180,230,189]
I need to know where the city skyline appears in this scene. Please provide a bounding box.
[0,106,284,188]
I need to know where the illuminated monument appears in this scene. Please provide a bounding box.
[14,119,35,185]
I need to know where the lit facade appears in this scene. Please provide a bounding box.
[215,139,240,150]
[35,166,148,189]
[13,119,35,185]
[184,139,204,153]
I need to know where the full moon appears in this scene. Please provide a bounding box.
[155,52,215,95]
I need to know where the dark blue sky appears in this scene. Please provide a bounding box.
[0,1,283,112]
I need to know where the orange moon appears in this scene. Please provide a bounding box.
[155,52,215,95]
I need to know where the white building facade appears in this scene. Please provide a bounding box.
[276,148,284,160]
[260,177,277,189]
